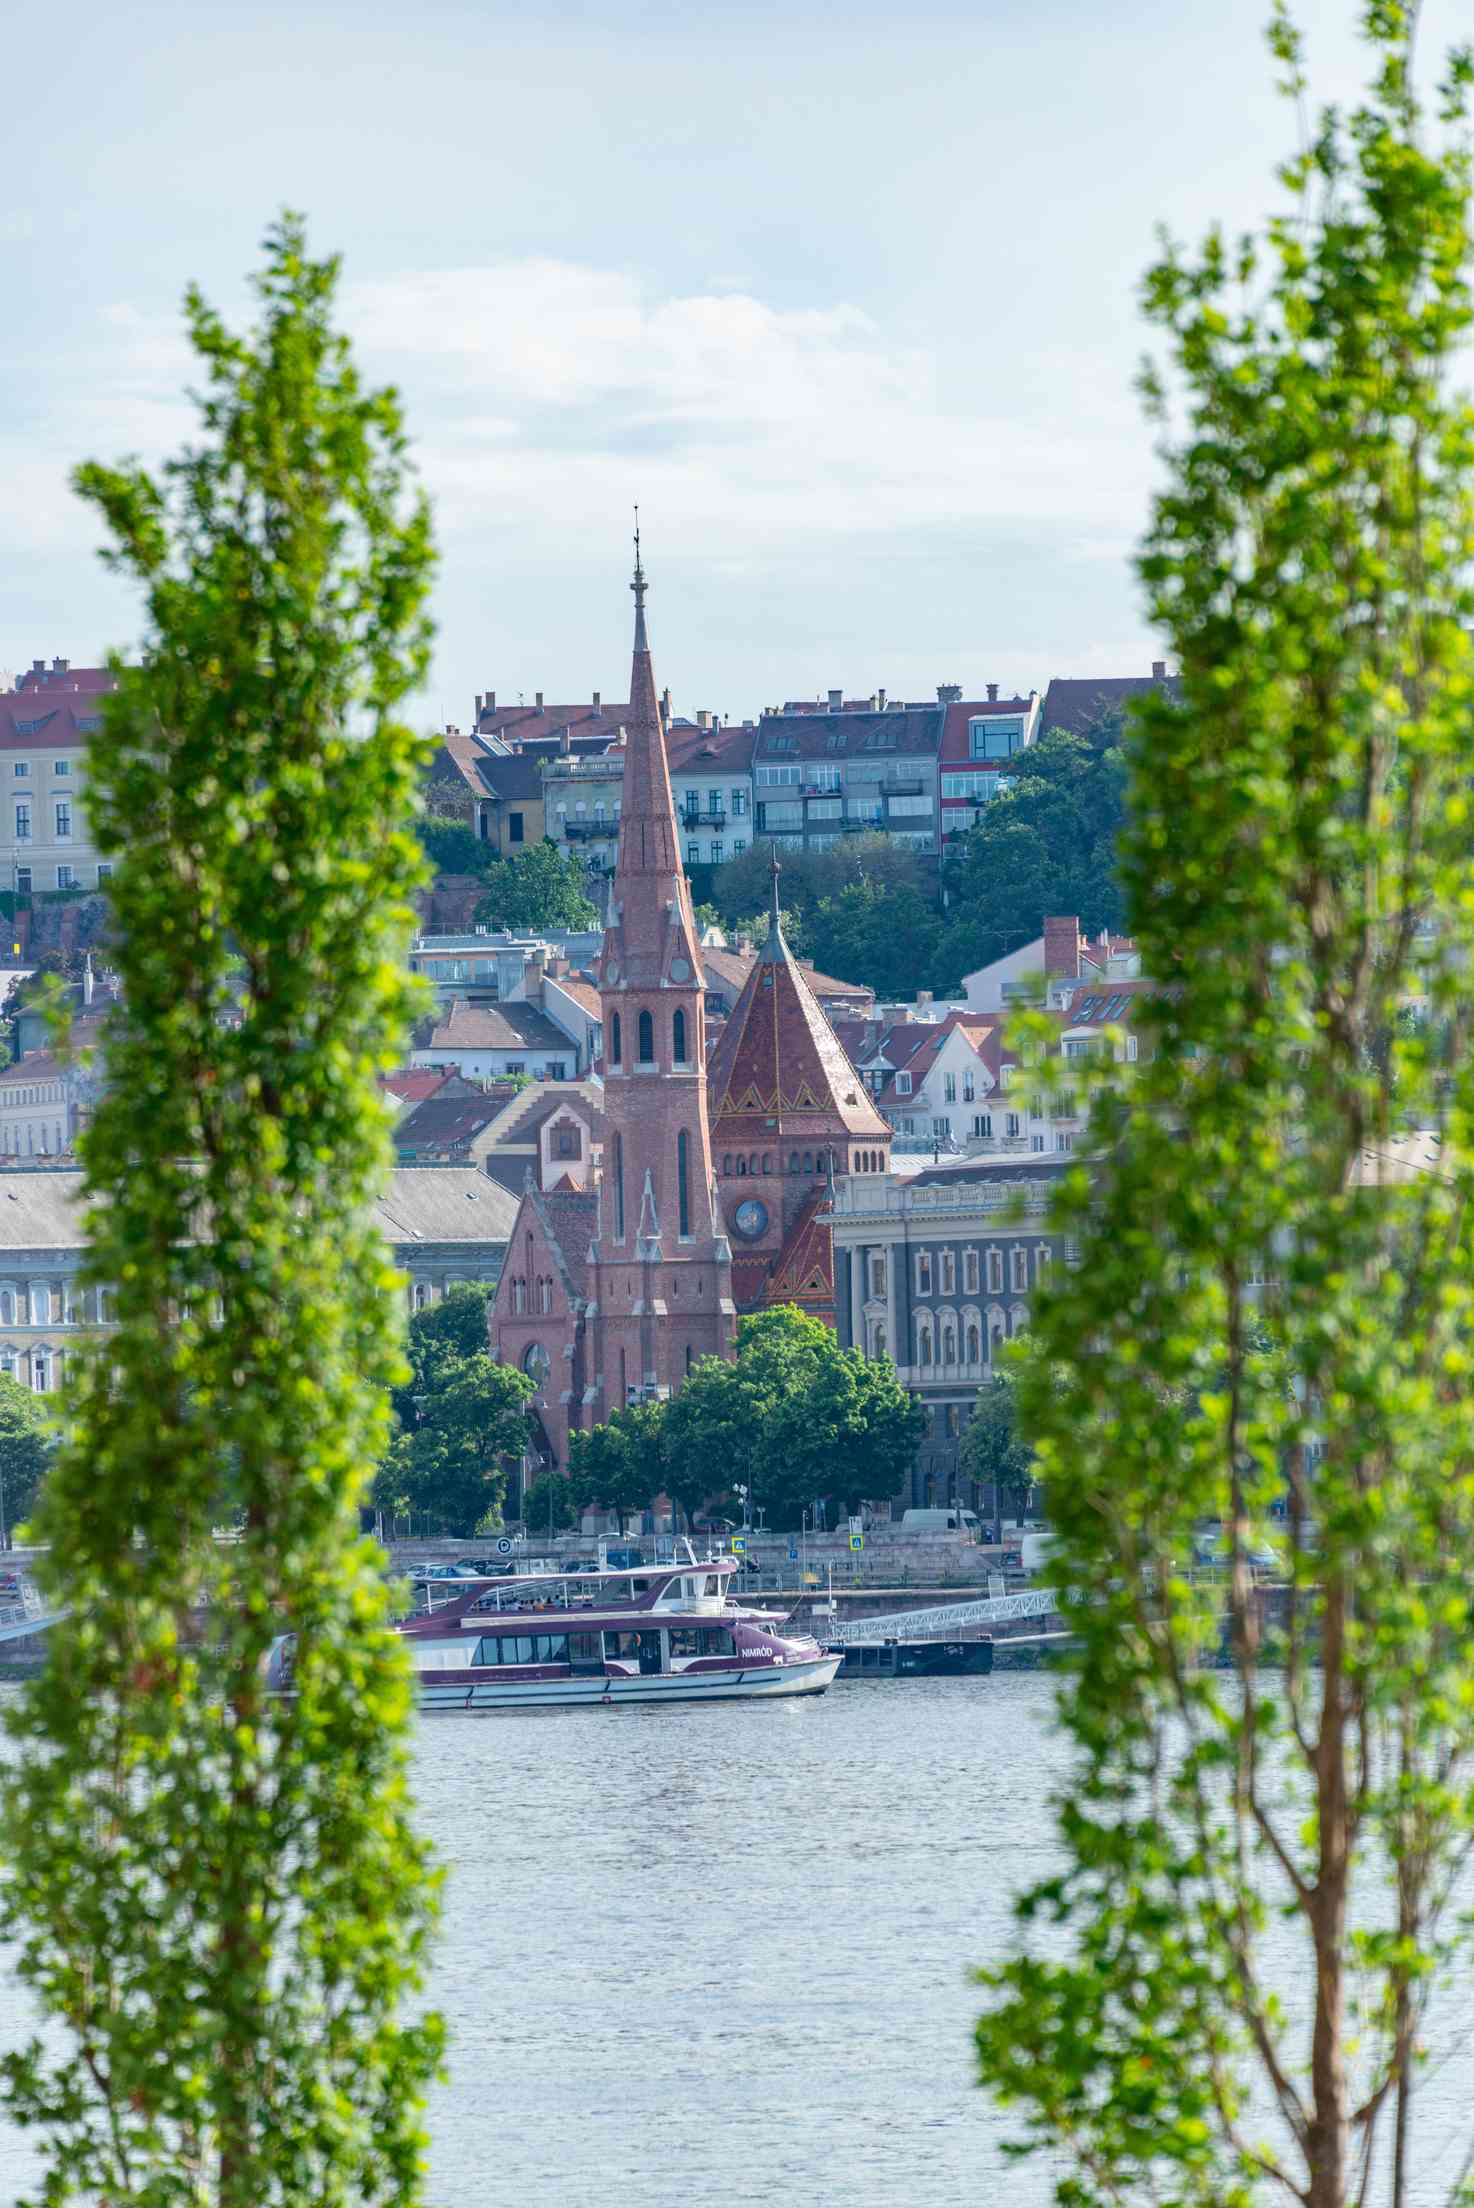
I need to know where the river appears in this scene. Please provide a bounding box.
[2,1674,1473,2206]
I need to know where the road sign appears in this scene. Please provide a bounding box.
[849,1534,864,1552]
[495,1536,514,1556]
[731,1533,748,1555]
[848,1514,863,1537]
[787,1540,799,1562]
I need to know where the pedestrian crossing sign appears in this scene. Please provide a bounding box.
[731,1533,748,1555]
[849,1534,864,1552]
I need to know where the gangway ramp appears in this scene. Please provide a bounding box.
[827,1586,1060,1645]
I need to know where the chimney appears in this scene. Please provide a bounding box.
[559,726,572,754]
[661,686,672,721]
[827,688,843,712]
[592,690,601,712]
[696,710,711,730]
[1151,660,1167,680]
[52,658,68,675]
[987,683,998,702]
[917,989,933,1006]
[737,933,753,956]
[877,688,886,710]
[31,661,43,675]
[535,690,544,710]
[937,683,963,705]
[474,694,483,716]
[487,690,496,711]
[1043,914,1085,980]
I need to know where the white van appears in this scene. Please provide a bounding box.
[900,1508,981,1536]
[1020,1530,1056,1576]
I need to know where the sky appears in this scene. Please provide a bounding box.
[0,0,1451,725]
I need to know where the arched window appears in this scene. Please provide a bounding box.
[685,1342,694,1375]
[673,1009,687,1064]
[967,1324,981,1365]
[802,1152,813,1173]
[737,1156,747,1177]
[789,1152,800,1174]
[916,1320,934,1367]
[762,1153,773,1174]
[538,1277,552,1314]
[942,1325,957,1364]
[677,1131,691,1238]
[0,1290,13,1326]
[613,1133,625,1239]
[638,1009,654,1064]
[32,1348,51,1393]
[610,1011,622,1067]
[723,1153,732,1174]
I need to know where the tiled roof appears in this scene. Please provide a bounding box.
[753,704,943,763]
[1039,673,1181,739]
[396,1094,508,1150]
[1063,978,1158,1028]
[379,1068,454,1104]
[0,1051,65,1086]
[550,976,601,1018]
[708,917,890,1142]
[14,663,114,695]
[0,683,115,750]
[665,723,758,775]
[477,704,629,745]
[536,1185,599,1299]
[427,1000,575,1054]
[871,1011,1006,1111]
[759,1184,836,1314]
[700,945,871,1008]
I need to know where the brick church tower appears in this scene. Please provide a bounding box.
[708,865,892,1322]
[585,534,737,1415]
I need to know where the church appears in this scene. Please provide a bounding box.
[490,544,891,1473]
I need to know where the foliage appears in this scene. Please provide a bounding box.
[975,17,1474,2208]
[807,877,944,1001]
[0,216,445,2205]
[959,1376,1036,1529]
[567,1398,669,1522]
[937,717,1127,987]
[711,835,931,980]
[519,1471,581,1534]
[663,1305,923,1530]
[374,1286,532,1533]
[0,1374,56,1543]
[416,809,488,877]
[472,839,599,932]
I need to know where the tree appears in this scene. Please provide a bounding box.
[959,1376,1036,1535]
[472,839,598,931]
[0,217,444,2204]
[663,1305,923,1529]
[417,809,489,877]
[0,1375,56,1545]
[807,877,943,1001]
[567,1398,668,1523]
[935,716,1128,988]
[975,17,1474,2208]
[711,833,931,972]
[375,1286,532,1533]
[519,1471,581,1536]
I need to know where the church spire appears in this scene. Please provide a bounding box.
[631,506,649,652]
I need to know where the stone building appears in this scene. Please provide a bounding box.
[830,1154,1068,1508]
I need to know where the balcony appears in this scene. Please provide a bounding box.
[562,819,616,842]
[880,777,926,799]
[680,807,727,827]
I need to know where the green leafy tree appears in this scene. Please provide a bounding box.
[417,809,490,877]
[664,1305,923,1529]
[807,877,943,1000]
[567,1398,668,1523]
[711,834,931,970]
[976,17,1474,2208]
[0,1375,56,1545]
[519,1471,580,1536]
[936,716,1128,988]
[472,839,598,931]
[375,1286,532,1533]
[0,217,444,2205]
[959,1376,1036,1535]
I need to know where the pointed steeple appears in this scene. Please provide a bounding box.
[761,852,785,962]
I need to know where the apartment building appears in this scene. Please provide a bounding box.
[750,689,945,861]
[0,661,117,896]
[938,687,1041,843]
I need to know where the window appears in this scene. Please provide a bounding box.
[637,1009,654,1064]
[756,764,802,787]
[932,1116,949,1137]
[15,868,29,896]
[96,864,112,883]
[11,764,27,779]
[969,715,1025,760]
[1011,1247,1029,1291]
[1006,1112,1022,1138]
[54,802,71,839]
[31,1349,51,1394]
[733,839,747,855]
[962,1074,975,1102]
[413,1281,431,1311]
[869,1254,887,1298]
[610,1011,621,1067]
[709,841,723,864]
[553,1123,580,1160]
[896,1071,912,1095]
[972,1114,992,1139]
[987,1249,1004,1292]
[15,804,30,842]
[56,866,74,890]
[613,1132,625,1239]
[916,1318,934,1365]
[1065,1038,1093,1060]
[886,793,932,817]
[1127,1035,1139,1062]
[53,761,70,778]
[945,1404,961,1438]
[508,811,525,844]
[964,1250,980,1293]
[943,1073,956,1103]
[809,766,842,793]
[915,1251,933,1295]
[731,789,747,815]
[677,1131,691,1238]
[940,1251,955,1294]
[1030,1134,1046,1152]
[1056,1130,1074,1152]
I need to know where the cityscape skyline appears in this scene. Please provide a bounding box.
[0,0,1417,723]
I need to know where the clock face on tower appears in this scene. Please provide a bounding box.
[732,1198,769,1240]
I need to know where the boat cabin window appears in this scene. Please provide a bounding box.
[473,1634,570,1666]
[667,1627,736,1658]
[704,1575,722,1597]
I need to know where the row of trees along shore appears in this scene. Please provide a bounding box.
[4,4,1474,2202]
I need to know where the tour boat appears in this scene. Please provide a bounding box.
[388,1545,841,1710]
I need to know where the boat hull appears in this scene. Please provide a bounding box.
[418,1651,842,1712]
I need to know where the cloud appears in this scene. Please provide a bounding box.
[342,260,1147,553]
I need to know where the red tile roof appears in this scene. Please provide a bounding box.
[379,1068,454,1104]
[0,681,115,750]
[426,1000,575,1054]
[1039,673,1181,738]
[938,696,1040,768]
[708,918,890,1143]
